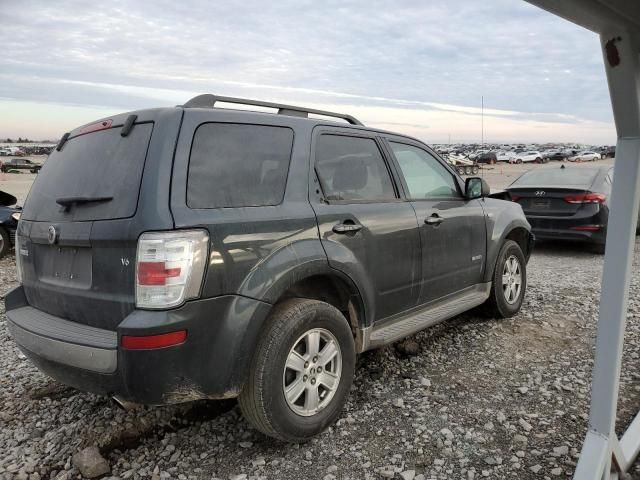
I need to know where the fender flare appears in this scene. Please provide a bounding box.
[235,238,371,328]
[483,218,532,283]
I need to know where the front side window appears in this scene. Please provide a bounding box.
[315,134,396,202]
[389,142,459,199]
[188,123,293,208]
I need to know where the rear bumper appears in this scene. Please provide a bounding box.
[5,286,272,405]
[527,210,608,246]
[7,306,117,373]
[531,227,606,244]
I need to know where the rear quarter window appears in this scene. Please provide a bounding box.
[187,123,293,208]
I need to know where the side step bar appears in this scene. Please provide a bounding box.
[360,283,491,351]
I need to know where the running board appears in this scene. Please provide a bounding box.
[361,283,491,351]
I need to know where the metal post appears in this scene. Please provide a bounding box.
[574,30,640,479]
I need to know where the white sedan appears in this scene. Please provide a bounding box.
[568,151,600,162]
[511,151,544,164]
[496,151,516,162]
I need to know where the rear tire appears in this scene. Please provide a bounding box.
[483,240,526,318]
[238,299,356,442]
[516,159,523,164]
[0,227,10,258]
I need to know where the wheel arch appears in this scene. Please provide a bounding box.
[269,270,369,352]
[482,212,533,283]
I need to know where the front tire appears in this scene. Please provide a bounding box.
[483,240,526,318]
[516,159,523,164]
[239,299,356,442]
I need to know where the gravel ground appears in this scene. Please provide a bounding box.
[1,239,640,480]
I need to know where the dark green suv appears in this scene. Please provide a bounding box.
[5,95,533,442]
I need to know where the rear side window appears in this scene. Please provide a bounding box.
[315,134,396,202]
[188,123,293,208]
[22,123,153,222]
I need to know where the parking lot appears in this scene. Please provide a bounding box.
[1,156,638,480]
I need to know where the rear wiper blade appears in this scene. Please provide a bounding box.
[56,196,113,210]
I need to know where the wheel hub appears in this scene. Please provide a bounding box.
[282,328,342,417]
[502,255,522,305]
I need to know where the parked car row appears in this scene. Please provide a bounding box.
[0,145,54,156]
[434,143,614,166]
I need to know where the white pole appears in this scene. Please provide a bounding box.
[574,30,640,479]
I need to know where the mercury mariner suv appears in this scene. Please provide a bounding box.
[5,95,533,442]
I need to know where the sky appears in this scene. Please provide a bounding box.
[0,0,616,144]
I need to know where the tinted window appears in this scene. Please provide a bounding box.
[389,142,459,199]
[188,123,293,208]
[315,135,396,202]
[22,123,153,222]
[511,168,599,187]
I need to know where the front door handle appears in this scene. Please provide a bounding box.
[333,222,363,234]
[425,214,444,226]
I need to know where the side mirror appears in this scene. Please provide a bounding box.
[465,177,490,200]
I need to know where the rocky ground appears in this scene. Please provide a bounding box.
[1,239,640,480]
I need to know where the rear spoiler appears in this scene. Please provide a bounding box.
[0,190,17,207]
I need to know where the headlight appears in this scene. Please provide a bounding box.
[11,212,20,222]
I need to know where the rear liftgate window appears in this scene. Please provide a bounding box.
[187,123,294,208]
[21,123,154,222]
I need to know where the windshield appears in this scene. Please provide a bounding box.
[511,168,599,187]
[22,123,153,222]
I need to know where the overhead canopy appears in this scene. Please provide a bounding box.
[528,0,640,34]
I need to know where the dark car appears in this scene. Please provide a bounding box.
[506,165,612,253]
[1,158,41,173]
[476,152,498,164]
[546,151,570,161]
[0,190,20,257]
[5,95,533,442]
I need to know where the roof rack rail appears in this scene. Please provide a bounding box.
[181,94,363,126]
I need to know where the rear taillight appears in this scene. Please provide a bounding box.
[564,193,607,204]
[136,230,209,309]
[15,235,23,283]
[510,194,520,202]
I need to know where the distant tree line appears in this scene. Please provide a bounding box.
[4,138,32,143]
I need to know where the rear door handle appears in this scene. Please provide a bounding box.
[425,214,444,226]
[333,223,363,234]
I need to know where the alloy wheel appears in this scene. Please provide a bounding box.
[502,255,522,305]
[282,328,342,417]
